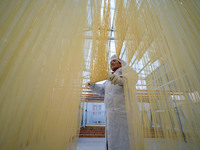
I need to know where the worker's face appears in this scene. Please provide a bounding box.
[110,60,121,72]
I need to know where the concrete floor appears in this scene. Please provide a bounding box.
[76,138,190,150]
[77,138,105,150]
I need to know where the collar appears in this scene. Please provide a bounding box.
[111,67,121,74]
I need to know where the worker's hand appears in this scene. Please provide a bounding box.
[85,82,95,88]
[108,74,123,85]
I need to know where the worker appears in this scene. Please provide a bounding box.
[87,54,138,150]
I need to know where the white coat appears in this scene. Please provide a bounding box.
[89,67,132,150]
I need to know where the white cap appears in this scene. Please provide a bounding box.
[110,54,122,63]
[110,54,127,66]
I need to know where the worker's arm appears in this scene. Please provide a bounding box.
[87,82,105,96]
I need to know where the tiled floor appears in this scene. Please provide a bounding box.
[77,138,105,150]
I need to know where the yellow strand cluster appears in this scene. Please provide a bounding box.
[0,0,199,150]
[114,0,200,149]
[0,0,88,149]
[89,0,110,83]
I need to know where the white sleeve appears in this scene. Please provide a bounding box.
[89,82,106,96]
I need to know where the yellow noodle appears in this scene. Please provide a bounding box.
[0,0,199,150]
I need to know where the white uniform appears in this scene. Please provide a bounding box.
[89,67,130,150]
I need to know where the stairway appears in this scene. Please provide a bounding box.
[79,126,105,138]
